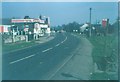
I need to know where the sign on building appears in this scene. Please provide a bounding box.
[11,19,45,24]
[11,19,34,23]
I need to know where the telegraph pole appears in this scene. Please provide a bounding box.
[89,8,94,73]
[89,8,92,37]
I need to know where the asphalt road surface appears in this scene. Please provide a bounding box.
[2,32,81,80]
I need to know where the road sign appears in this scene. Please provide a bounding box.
[102,19,109,27]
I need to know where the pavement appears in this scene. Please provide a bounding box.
[2,32,93,80]
[4,35,26,43]
[50,34,94,80]
[35,35,55,44]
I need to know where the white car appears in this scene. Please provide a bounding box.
[39,33,44,36]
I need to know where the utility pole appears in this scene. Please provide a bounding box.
[89,8,92,37]
[89,8,94,73]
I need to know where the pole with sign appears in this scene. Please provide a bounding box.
[24,28,29,42]
[102,19,109,36]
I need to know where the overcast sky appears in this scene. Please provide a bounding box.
[2,2,118,26]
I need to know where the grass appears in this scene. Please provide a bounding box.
[88,34,118,62]
[3,40,38,53]
[72,33,118,79]
[87,34,118,80]
[90,72,109,80]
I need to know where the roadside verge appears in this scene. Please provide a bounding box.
[87,34,118,80]
[3,35,55,54]
[50,33,94,80]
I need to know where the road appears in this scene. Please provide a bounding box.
[2,32,81,80]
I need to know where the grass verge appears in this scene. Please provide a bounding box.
[87,34,118,80]
[3,40,38,53]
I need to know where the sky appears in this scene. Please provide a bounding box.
[2,0,118,2]
[2,2,118,26]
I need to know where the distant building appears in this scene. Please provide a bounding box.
[11,15,51,36]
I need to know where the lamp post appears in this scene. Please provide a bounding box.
[89,8,92,37]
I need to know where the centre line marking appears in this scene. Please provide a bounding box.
[55,36,68,47]
[40,62,43,64]
[42,47,53,53]
[61,37,67,43]
[61,41,64,44]
[9,54,35,64]
[55,43,60,47]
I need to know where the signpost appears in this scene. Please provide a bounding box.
[102,19,109,36]
[102,19,109,28]
[24,28,29,42]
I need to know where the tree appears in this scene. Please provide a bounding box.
[24,16,30,19]
[39,15,42,19]
[62,21,80,32]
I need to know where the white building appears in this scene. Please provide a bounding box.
[11,16,51,40]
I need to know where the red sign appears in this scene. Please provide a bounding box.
[102,19,109,27]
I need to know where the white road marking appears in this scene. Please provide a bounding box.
[42,36,67,53]
[90,72,93,75]
[64,47,69,49]
[61,37,67,43]
[48,53,75,80]
[40,62,43,64]
[42,47,53,53]
[55,36,68,47]
[9,54,35,64]
[55,43,60,47]
[65,37,67,40]
[61,41,64,44]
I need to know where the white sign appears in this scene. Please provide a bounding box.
[39,24,48,28]
[34,23,41,34]
[12,19,45,23]
[11,19,34,23]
